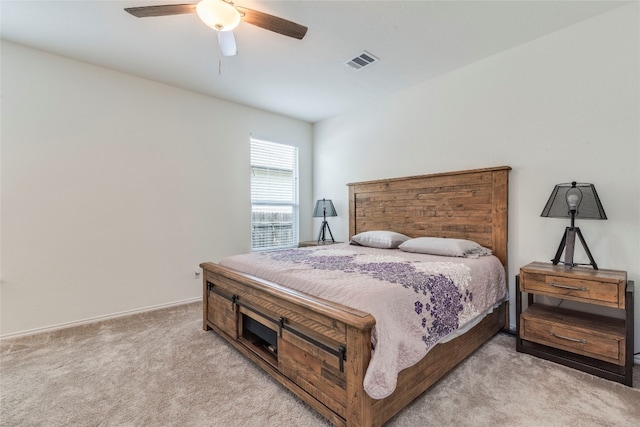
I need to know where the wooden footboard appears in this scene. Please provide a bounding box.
[201,262,376,426]
[201,261,506,427]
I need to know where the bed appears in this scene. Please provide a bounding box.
[200,166,511,426]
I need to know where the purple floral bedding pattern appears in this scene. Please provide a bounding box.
[219,244,506,399]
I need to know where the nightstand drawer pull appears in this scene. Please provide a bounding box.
[549,331,586,344]
[548,282,586,291]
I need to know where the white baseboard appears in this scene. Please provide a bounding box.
[0,297,202,340]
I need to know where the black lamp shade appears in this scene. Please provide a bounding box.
[313,199,337,218]
[541,182,606,220]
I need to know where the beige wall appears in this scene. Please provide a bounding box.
[0,41,313,336]
[312,4,639,355]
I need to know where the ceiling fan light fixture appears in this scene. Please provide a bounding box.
[196,0,241,31]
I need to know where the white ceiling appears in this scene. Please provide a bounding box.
[1,0,630,123]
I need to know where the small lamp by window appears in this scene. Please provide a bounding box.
[313,198,337,243]
[541,181,607,269]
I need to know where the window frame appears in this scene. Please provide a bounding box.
[250,138,299,252]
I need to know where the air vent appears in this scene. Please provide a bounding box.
[344,51,379,70]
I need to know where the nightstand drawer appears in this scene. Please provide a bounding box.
[519,262,627,309]
[521,305,626,366]
[520,271,622,307]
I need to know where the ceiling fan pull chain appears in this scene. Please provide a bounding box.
[217,32,223,75]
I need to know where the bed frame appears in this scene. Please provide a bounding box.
[200,166,510,426]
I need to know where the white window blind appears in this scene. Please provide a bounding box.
[250,138,299,251]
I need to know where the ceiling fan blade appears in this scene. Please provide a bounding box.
[218,31,238,57]
[125,4,196,18]
[236,6,307,40]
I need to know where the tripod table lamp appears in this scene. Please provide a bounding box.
[540,181,607,269]
[313,198,337,243]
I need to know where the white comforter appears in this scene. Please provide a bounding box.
[219,244,506,399]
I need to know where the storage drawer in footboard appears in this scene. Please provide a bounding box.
[279,329,347,418]
[206,281,238,339]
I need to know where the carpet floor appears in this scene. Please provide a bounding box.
[1,302,638,426]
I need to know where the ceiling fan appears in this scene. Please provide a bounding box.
[125,0,308,57]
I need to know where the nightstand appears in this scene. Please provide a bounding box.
[298,240,342,247]
[516,262,634,386]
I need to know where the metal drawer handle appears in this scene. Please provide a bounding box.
[548,282,586,291]
[549,331,586,344]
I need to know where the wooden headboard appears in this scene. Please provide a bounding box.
[347,166,511,267]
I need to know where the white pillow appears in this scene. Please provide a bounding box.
[398,237,492,258]
[350,231,411,249]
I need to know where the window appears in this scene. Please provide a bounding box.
[250,138,299,251]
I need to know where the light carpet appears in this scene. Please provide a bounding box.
[1,302,638,426]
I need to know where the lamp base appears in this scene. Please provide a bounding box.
[551,226,598,270]
[316,220,335,244]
